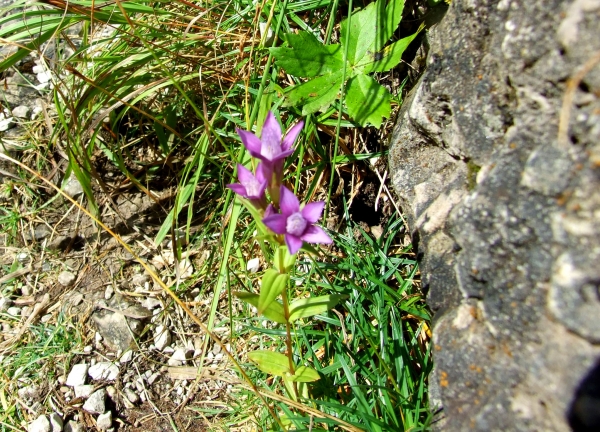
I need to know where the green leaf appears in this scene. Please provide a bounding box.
[345,74,391,128]
[270,32,344,78]
[291,366,321,382]
[378,0,405,52]
[0,27,57,72]
[358,25,423,74]
[288,294,348,322]
[283,70,344,115]
[248,351,291,376]
[258,269,289,315]
[340,0,379,66]
[233,292,287,324]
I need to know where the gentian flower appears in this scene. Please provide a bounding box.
[263,185,332,255]
[227,163,269,209]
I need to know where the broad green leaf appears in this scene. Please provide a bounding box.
[233,292,287,324]
[270,32,344,78]
[288,294,348,322]
[274,245,296,273]
[258,269,289,314]
[248,351,291,376]
[340,0,378,66]
[283,70,344,115]
[291,366,321,382]
[345,74,391,128]
[358,25,423,74]
[377,0,405,52]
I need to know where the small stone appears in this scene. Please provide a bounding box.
[83,345,93,354]
[66,364,89,387]
[0,117,15,132]
[49,413,63,432]
[0,296,12,311]
[88,362,119,381]
[37,71,52,84]
[82,389,106,414]
[34,225,51,241]
[74,385,94,398]
[153,325,171,351]
[147,372,160,385]
[63,176,83,198]
[178,258,193,279]
[130,273,150,287]
[12,105,31,119]
[370,225,383,240]
[64,421,84,432]
[104,285,114,300]
[123,387,139,404]
[6,307,21,316]
[134,378,145,393]
[119,350,133,363]
[106,386,117,401]
[141,297,161,309]
[168,348,192,366]
[57,271,76,287]
[17,252,30,263]
[41,314,53,323]
[18,385,40,401]
[28,415,50,432]
[96,411,112,430]
[246,257,260,273]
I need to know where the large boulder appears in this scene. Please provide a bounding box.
[389,0,600,430]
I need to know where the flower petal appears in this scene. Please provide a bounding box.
[255,162,271,183]
[301,225,332,244]
[236,164,254,183]
[285,234,304,255]
[260,112,282,157]
[279,186,300,215]
[237,129,262,157]
[264,204,276,218]
[263,214,287,234]
[301,201,325,224]
[227,183,248,197]
[282,120,304,151]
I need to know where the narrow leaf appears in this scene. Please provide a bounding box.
[233,292,287,324]
[291,366,321,382]
[359,25,423,74]
[248,351,291,376]
[270,32,344,78]
[283,70,344,115]
[345,75,391,128]
[258,269,289,314]
[340,0,378,66]
[288,294,348,322]
[274,245,296,273]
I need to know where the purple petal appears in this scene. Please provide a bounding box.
[301,225,332,244]
[264,204,276,218]
[237,129,262,157]
[227,183,248,197]
[282,120,304,151]
[272,148,295,161]
[260,112,282,158]
[279,186,300,215]
[263,214,287,234]
[285,234,304,255]
[301,201,325,224]
[236,164,254,183]
[255,163,271,183]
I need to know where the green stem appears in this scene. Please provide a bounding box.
[281,289,298,398]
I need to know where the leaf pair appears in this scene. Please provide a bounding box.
[270,0,422,127]
[248,351,320,382]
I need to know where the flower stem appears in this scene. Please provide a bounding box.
[281,289,298,398]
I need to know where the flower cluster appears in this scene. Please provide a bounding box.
[227,112,332,254]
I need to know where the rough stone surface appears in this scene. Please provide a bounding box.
[88,362,119,381]
[57,271,76,287]
[91,295,149,351]
[82,388,106,414]
[389,0,600,430]
[49,413,63,432]
[28,415,50,432]
[63,421,84,432]
[66,363,88,387]
[96,411,112,430]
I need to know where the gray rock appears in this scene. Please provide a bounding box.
[388,0,600,430]
[0,117,15,132]
[0,296,12,311]
[57,271,76,287]
[18,385,40,401]
[91,295,148,351]
[12,105,31,119]
[63,421,83,432]
[88,362,119,381]
[28,415,50,432]
[82,388,106,414]
[119,350,133,363]
[73,385,94,398]
[62,175,83,198]
[153,324,171,351]
[123,387,139,404]
[6,307,21,316]
[96,411,112,430]
[66,364,88,387]
[49,413,63,432]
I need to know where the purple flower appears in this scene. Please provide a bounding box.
[227,163,269,208]
[263,186,332,255]
[236,112,304,169]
